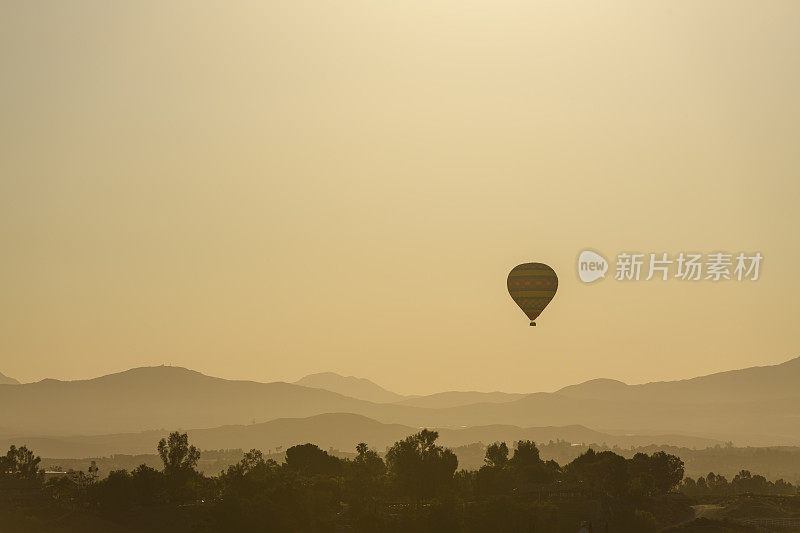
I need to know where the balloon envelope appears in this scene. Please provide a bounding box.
[507,263,558,325]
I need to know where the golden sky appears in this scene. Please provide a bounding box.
[1,1,799,394]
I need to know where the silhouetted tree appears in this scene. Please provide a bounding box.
[707,471,729,494]
[566,449,629,497]
[130,464,166,505]
[284,443,341,477]
[342,443,388,529]
[158,432,200,475]
[647,451,684,494]
[0,445,41,480]
[385,429,458,499]
[353,442,385,480]
[239,449,267,472]
[509,440,558,484]
[628,451,684,496]
[93,469,134,512]
[476,442,514,495]
[484,442,509,469]
[157,431,201,503]
[218,446,340,531]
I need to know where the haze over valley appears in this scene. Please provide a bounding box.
[3,356,799,457]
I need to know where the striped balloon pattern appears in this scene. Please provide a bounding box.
[507,263,558,325]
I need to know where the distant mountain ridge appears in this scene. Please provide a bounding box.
[0,366,403,437]
[2,357,799,446]
[295,372,404,403]
[0,372,20,385]
[557,357,800,403]
[395,390,526,408]
[294,371,526,407]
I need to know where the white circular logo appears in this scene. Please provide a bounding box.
[578,250,608,283]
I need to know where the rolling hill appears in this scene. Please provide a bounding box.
[0,366,421,437]
[0,371,19,385]
[1,412,722,458]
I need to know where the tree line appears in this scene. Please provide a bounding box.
[1,429,796,532]
[681,470,797,497]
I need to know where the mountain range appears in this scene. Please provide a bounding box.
[2,357,799,449]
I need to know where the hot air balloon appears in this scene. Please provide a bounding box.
[507,263,558,326]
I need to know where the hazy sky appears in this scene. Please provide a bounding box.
[2,1,799,394]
